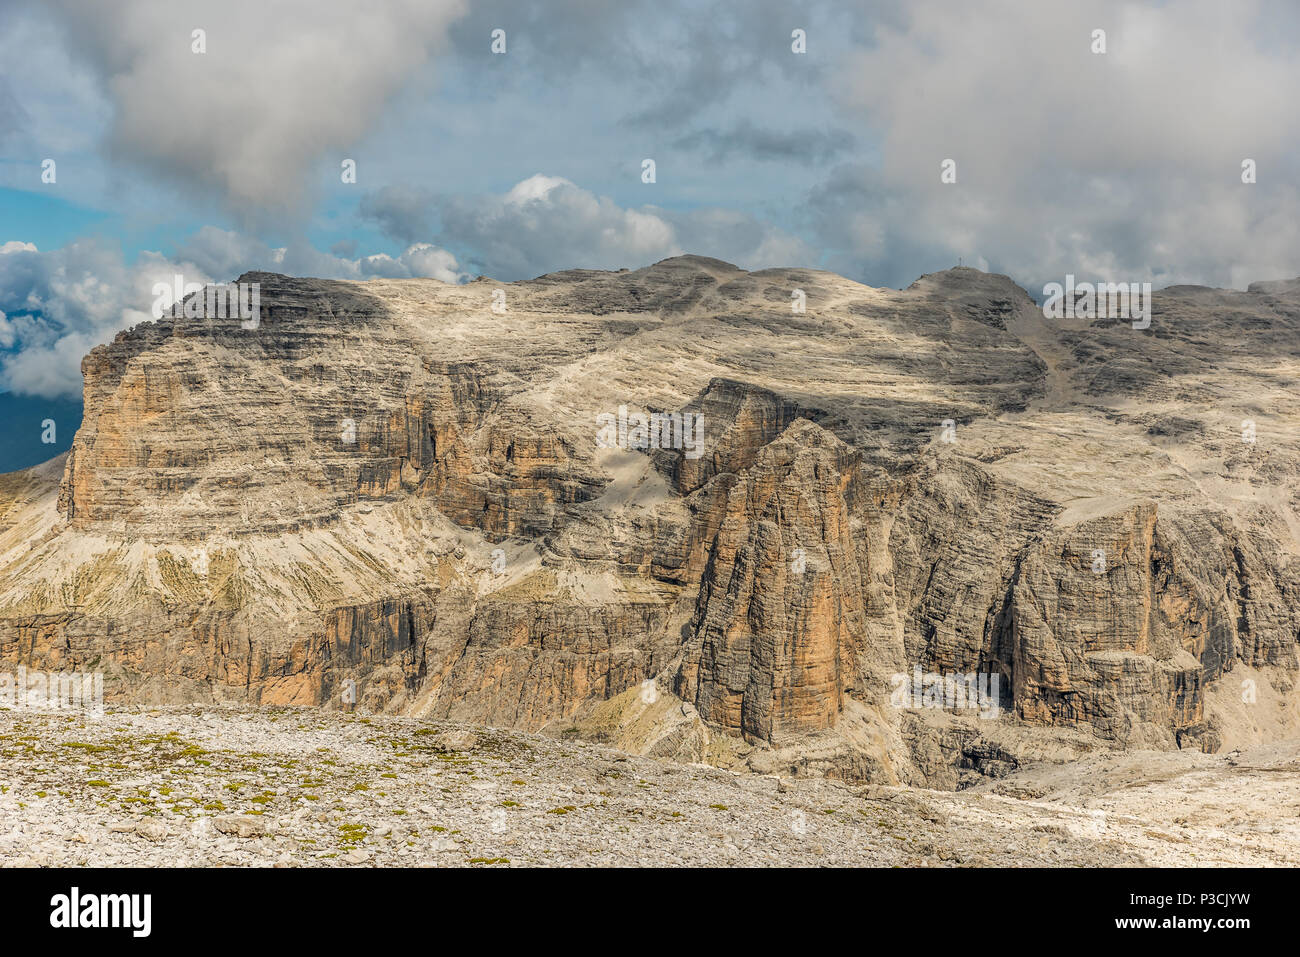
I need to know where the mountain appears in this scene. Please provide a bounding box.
[2,255,1298,786]
[0,391,82,473]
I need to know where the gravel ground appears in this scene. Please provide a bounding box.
[1,705,1296,867]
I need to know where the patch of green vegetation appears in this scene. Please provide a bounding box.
[86,780,111,787]
[338,823,369,845]
[547,805,577,815]
[708,804,728,811]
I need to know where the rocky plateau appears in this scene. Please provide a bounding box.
[3,255,1300,790]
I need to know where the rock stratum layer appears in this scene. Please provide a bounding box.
[3,256,1299,786]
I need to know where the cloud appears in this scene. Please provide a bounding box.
[664,206,814,269]
[673,121,854,165]
[432,175,677,278]
[36,0,468,222]
[364,173,812,279]
[826,0,1300,289]
[13,0,1294,314]
[0,239,192,398]
[358,186,438,245]
[608,0,843,129]
[0,77,28,146]
[391,243,462,282]
[173,226,466,283]
[444,0,833,122]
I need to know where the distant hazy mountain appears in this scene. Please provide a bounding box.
[0,391,82,473]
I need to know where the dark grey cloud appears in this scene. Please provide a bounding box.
[673,121,854,165]
[358,186,438,246]
[802,162,961,288]
[619,0,838,130]
[445,0,645,79]
[0,78,28,146]
[445,0,852,130]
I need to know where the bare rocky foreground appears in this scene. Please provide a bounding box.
[1,705,1296,867]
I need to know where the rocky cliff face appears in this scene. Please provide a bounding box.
[3,256,1299,786]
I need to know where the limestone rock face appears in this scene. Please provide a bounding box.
[4,256,1300,785]
[675,418,865,742]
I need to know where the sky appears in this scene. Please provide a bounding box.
[2,0,1300,407]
